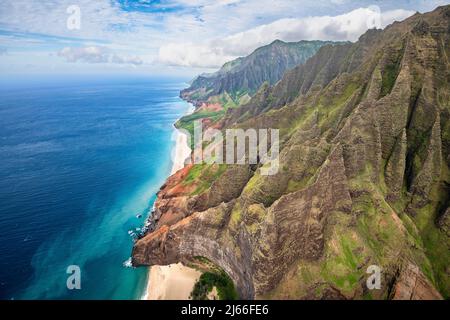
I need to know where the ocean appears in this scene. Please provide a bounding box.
[0,76,191,299]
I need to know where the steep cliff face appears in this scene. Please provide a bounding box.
[133,6,450,300]
[181,40,337,106]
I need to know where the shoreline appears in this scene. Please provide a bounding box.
[141,102,197,300]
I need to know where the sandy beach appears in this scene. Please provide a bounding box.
[170,102,194,174]
[141,103,200,300]
[144,263,202,300]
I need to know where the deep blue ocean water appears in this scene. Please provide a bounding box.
[0,76,191,299]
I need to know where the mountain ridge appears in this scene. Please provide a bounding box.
[181,39,340,106]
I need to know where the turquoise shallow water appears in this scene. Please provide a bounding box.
[0,76,190,299]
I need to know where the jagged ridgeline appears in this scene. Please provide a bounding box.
[181,40,338,107]
[133,5,450,300]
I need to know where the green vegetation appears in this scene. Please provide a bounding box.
[176,90,251,149]
[191,271,238,300]
[418,215,450,297]
[176,110,225,148]
[320,225,367,295]
[209,91,250,109]
[380,53,402,97]
[182,164,227,195]
[229,202,242,228]
[189,256,238,300]
[380,63,399,97]
[412,170,450,298]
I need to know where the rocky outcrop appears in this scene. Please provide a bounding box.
[133,201,256,299]
[390,263,443,300]
[252,145,352,293]
[385,129,407,201]
[133,5,450,300]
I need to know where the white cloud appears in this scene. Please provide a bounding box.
[0,0,166,57]
[157,6,415,68]
[58,46,109,63]
[1,0,445,74]
[111,54,143,66]
[58,46,144,65]
[158,43,236,68]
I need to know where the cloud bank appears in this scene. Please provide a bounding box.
[58,46,143,65]
[158,6,415,68]
[1,0,445,74]
[58,46,109,63]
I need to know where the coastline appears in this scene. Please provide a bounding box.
[141,102,198,300]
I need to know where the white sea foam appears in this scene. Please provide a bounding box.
[123,257,133,268]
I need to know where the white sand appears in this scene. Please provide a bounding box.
[141,103,199,300]
[145,263,202,300]
[170,104,194,174]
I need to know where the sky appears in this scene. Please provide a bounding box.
[0,0,449,77]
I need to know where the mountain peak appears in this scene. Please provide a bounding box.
[181,39,339,106]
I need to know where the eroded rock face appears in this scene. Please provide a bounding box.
[133,146,352,298]
[133,5,450,300]
[133,202,256,299]
[391,263,443,300]
[252,145,352,293]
